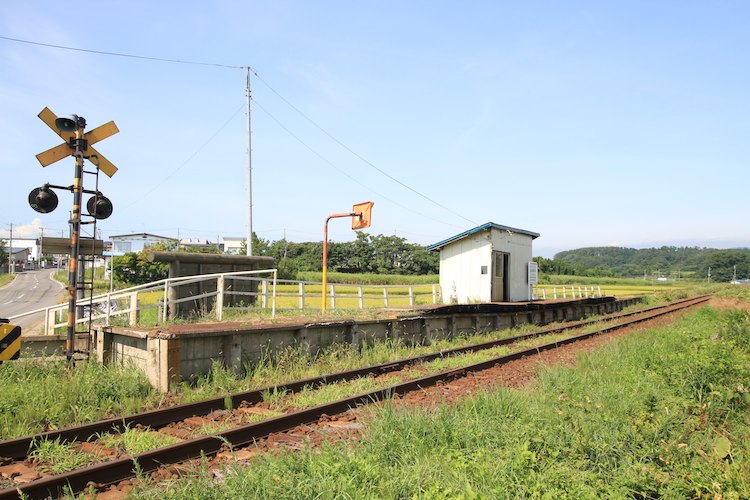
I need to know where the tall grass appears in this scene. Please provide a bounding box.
[0,359,158,440]
[133,305,750,499]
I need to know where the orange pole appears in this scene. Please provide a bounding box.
[321,212,358,314]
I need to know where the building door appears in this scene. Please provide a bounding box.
[491,251,509,302]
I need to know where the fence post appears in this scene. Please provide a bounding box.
[542,288,547,300]
[578,286,582,298]
[46,308,56,335]
[299,282,305,309]
[216,275,224,320]
[162,279,170,323]
[408,286,415,307]
[129,292,139,326]
[261,280,268,308]
[271,270,277,318]
[358,286,364,309]
[383,287,389,307]
[432,285,438,304]
[553,287,557,300]
[330,285,337,310]
[598,286,602,297]
[105,292,112,326]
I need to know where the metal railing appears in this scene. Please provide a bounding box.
[10,276,607,335]
[8,269,278,335]
[8,272,442,334]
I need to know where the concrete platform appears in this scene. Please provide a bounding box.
[85,296,641,392]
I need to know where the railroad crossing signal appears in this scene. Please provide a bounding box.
[30,107,120,362]
[0,320,21,361]
[35,107,119,177]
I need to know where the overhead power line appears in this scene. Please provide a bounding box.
[252,99,465,230]
[2,35,478,228]
[0,35,245,69]
[252,71,478,226]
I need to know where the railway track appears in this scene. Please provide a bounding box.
[0,295,709,499]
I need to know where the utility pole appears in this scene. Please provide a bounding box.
[246,67,253,256]
[39,226,44,268]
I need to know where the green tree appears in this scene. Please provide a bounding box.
[112,241,175,285]
[238,233,270,256]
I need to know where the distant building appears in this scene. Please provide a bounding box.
[3,247,32,273]
[109,233,175,254]
[221,236,245,255]
[2,238,40,262]
[428,222,540,303]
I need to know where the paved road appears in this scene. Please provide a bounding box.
[0,270,66,333]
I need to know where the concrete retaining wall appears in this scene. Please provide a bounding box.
[87,296,640,392]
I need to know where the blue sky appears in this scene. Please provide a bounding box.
[1,1,747,258]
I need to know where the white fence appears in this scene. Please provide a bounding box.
[9,269,278,335]
[272,280,441,310]
[531,285,603,300]
[9,273,603,335]
[8,271,441,335]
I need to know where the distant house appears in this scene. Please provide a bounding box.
[428,222,540,303]
[2,238,40,262]
[5,247,31,273]
[109,233,175,254]
[221,236,245,255]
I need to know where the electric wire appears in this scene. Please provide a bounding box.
[0,36,245,69]
[122,104,245,208]
[252,98,466,230]
[252,70,478,226]
[2,35,478,231]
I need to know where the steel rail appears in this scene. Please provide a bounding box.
[0,295,709,500]
[0,295,707,461]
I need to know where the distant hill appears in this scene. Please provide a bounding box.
[549,246,750,282]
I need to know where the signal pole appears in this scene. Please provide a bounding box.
[31,107,119,362]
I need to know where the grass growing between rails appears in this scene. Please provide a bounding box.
[135,305,750,499]
[0,359,160,440]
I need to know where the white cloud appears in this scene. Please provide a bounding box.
[1,219,44,239]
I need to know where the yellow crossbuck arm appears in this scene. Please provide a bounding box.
[35,107,119,176]
[36,142,73,167]
[86,146,118,177]
[38,107,74,141]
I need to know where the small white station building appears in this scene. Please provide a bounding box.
[428,222,540,303]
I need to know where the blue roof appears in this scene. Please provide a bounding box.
[427,222,540,251]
